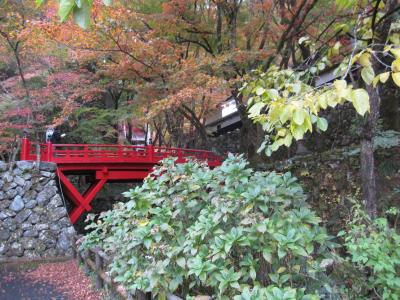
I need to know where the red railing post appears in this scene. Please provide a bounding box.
[118,144,123,158]
[147,144,154,162]
[20,137,30,160]
[46,142,53,162]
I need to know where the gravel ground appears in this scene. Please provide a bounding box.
[0,260,104,300]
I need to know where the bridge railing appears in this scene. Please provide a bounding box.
[20,138,222,165]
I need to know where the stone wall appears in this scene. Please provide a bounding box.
[0,161,75,260]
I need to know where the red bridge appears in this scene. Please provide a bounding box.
[20,138,222,224]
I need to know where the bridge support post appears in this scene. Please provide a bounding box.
[20,138,30,160]
[57,169,108,224]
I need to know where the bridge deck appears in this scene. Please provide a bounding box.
[20,138,222,223]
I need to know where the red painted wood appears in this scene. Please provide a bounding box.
[20,138,223,223]
[57,170,92,211]
[95,170,151,180]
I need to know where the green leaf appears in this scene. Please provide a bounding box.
[262,248,272,263]
[35,0,45,6]
[316,117,328,132]
[176,257,186,268]
[350,89,370,116]
[73,0,91,29]
[293,109,305,125]
[291,124,304,140]
[248,102,266,118]
[255,87,265,96]
[103,0,112,5]
[58,0,75,22]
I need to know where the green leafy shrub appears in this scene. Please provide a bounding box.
[82,155,339,299]
[341,205,400,299]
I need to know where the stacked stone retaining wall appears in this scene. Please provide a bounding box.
[0,160,75,260]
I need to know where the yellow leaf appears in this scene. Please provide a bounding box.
[392,58,400,72]
[361,66,375,85]
[277,128,286,137]
[138,219,149,226]
[379,72,390,83]
[392,72,400,87]
[317,94,328,109]
[351,89,370,116]
[389,48,400,58]
[359,52,371,67]
[277,267,286,274]
[372,75,380,88]
[334,79,347,91]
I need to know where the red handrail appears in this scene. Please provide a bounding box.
[19,138,222,165]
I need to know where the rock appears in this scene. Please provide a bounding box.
[0,199,10,208]
[16,186,24,197]
[21,223,33,231]
[9,195,24,212]
[21,237,38,250]
[39,162,56,172]
[10,229,23,241]
[3,218,17,231]
[37,187,57,206]
[0,212,8,220]
[3,172,13,183]
[49,207,67,222]
[2,209,16,218]
[10,242,24,257]
[25,200,37,209]
[15,209,32,223]
[49,224,60,232]
[22,181,32,193]
[43,248,58,258]
[0,191,5,200]
[39,230,57,248]
[33,207,45,214]
[6,188,18,199]
[24,249,41,259]
[40,171,52,178]
[0,241,9,255]
[0,161,7,171]
[0,180,3,189]
[58,217,72,227]
[23,230,38,238]
[24,189,37,200]
[34,224,49,231]
[48,194,63,209]
[12,168,23,176]
[0,229,10,241]
[22,173,32,180]
[4,182,17,192]
[14,176,25,187]
[27,213,40,224]
[16,161,33,171]
[56,232,71,251]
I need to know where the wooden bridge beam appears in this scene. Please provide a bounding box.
[57,169,108,224]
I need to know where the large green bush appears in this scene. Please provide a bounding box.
[82,155,339,299]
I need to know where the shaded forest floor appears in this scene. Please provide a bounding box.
[0,260,103,300]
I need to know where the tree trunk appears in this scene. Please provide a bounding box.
[228,13,237,50]
[360,84,380,218]
[216,3,223,53]
[360,138,377,218]
[358,0,398,218]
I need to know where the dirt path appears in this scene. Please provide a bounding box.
[0,260,104,300]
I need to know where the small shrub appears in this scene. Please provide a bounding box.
[340,204,400,299]
[82,155,339,299]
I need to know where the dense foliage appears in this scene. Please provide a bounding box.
[341,204,400,299]
[82,156,342,299]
